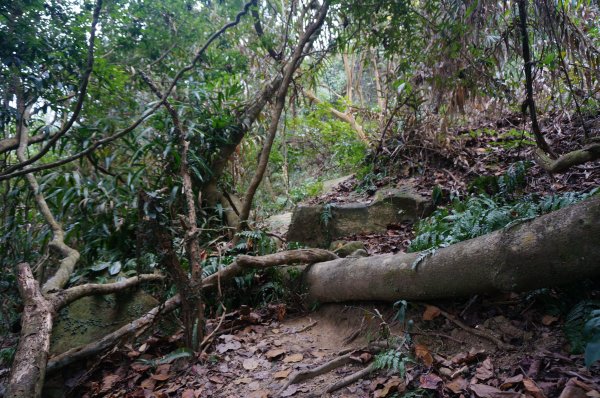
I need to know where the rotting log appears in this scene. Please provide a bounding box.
[305,195,600,303]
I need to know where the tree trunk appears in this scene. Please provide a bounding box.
[305,195,600,302]
[517,0,554,157]
[6,264,54,398]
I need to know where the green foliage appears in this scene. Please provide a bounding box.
[373,349,411,376]
[410,168,597,253]
[583,310,600,367]
[0,347,16,367]
[564,300,600,367]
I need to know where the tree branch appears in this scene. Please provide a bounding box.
[49,273,164,310]
[0,0,256,181]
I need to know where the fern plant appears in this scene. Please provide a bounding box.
[373,349,411,376]
[409,189,598,253]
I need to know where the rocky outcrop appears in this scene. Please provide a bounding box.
[287,186,433,247]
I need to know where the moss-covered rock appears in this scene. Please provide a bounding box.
[50,290,159,355]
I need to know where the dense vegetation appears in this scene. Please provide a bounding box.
[1,0,599,395]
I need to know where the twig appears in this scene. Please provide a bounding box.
[435,306,513,350]
[294,319,317,333]
[324,362,377,393]
[200,305,227,354]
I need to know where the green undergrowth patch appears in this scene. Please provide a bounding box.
[409,163,600,367]
[409,161,598,253]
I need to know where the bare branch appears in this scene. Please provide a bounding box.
[49,274,165,310]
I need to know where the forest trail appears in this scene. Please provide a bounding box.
[72,299,599,397]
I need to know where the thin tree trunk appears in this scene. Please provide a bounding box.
[517,0,554,157]
[236,2,330,231]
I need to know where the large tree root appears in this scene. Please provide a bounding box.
[535,144,600,174]
[280,342,389,396]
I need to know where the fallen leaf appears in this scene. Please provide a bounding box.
[216,340,242,353]
[150,373,171,381]
[100,374,120,393]
[415,344,434,367]
[248,390,270,398]
[500,374,523,389]
[266,348,286,360]
[209,375,225,384]
[475,358,494,381]
[446,376,468,394]
[248,381,260,391]
[140,377,156,390]
[374,376,405,397]
[470,384,502,397]
[274,368,292,379]
[419,373,442,389]
[281,384,298,397]
[541,315,559,326]
[523,378,546,398]
[422,305,441,321]
[283,353,304,363]
[181,389,195,398]
[243,358,260,370]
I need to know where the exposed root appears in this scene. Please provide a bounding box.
[436,307,513,350]
[280,341,389,394]
[324,362,377,393]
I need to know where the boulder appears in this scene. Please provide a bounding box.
[50,289,159,355]
[287,185,432,247]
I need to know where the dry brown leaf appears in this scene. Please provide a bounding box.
[150,373,171,381]
[248,381,260,391]
[500,374,523,390]
[283,353,304,363]
[541,315,559,326]
[523,377,546,398]
[266,348,286,360]
[181,389,195,398]
[415,344,434,367]
[248,390,270,398]
[209,375,225,384]
[446,376,468,394]
[274,368,292,379]
[281,384,298,397]
[470,384,502,397]
[100,374,120,393]
[423,305,442,321]
[475,358,494,381]
[243,358,260,370]
[140,377,156,390]
[419,373,442,389]
[374,376,405,397]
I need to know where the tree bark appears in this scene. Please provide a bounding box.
[6,264,54,398]
[305,195,600,302]
[6,269,163,398]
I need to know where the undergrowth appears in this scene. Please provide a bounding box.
[409,163,600,367]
